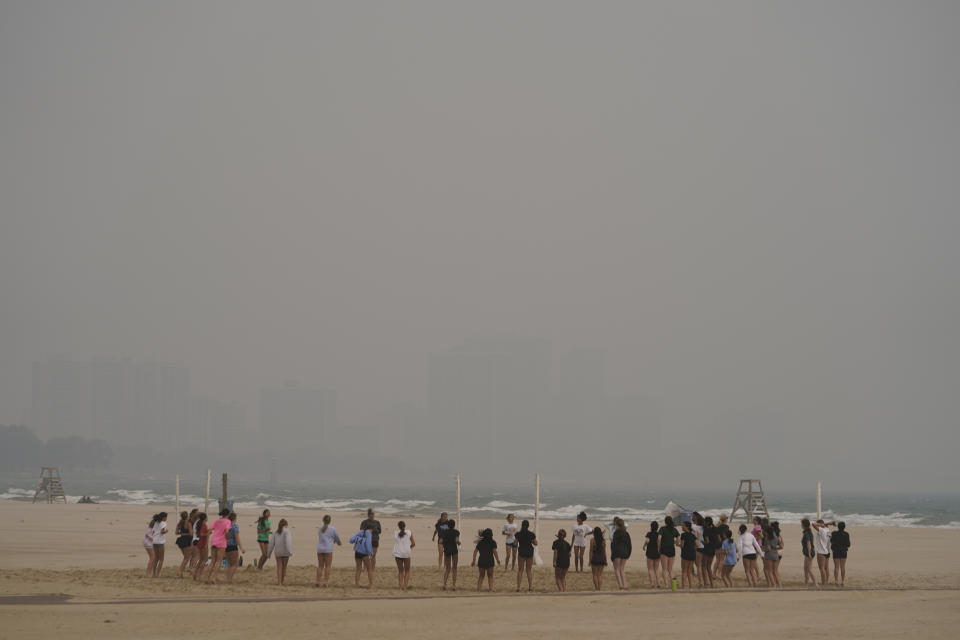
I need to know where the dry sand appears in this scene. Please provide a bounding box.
[1,501,958,638]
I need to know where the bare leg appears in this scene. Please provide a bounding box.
[145,547,155,577]
[443,554,452,590]
[817,554,829,585]
[396,557,404,589]
[226,550,239,582]
[178,544,191,578]
[205,547,224,584]
[365,556,374,588]
[154,545,165,576]
[257,541,268,570]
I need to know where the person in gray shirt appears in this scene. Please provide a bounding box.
[361,508,382,569]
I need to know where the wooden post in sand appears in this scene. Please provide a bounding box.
[175,474,180,514]
[221,473,228,512]
[456,474,461,528]
[533,473,543,566]
[204,468,211,513]
[817,481,822,520]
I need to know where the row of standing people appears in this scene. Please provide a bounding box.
[143,507,850,591]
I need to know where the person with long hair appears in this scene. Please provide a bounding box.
[191,512,209,581]
[149,512,168,578]
[691,512,705,587]
[679,521,697,590]
[471,527,500,592]
[187,509,200,569]
[812,519,836,586]
[552,529,571,592]
[350,521,375,589]
[641,520,660,589]
[393,520,415,591]
[143,514,157,577]
[738,523,763,587]
[204,509,232,584]
[752,515,763,542]
[268,518,293,586]
[801,518,817,587]
[432,512,449,570]
[719,528,737,587]
[699,515,716,588]
[572,511,590,572]
[658,516,679,588]
[761,520,782,588]
[831,521,850,586]
[610,517,633,591]
[316,514,342,587]
[772,520,784,577]
[225,512,245,583]
[611,517,633,590]
[175,511,193,578]
[440,518,461,591]
[515,519,537,592]
[501,513,518,572]
[255,509,271,570]
[588,526,607,591]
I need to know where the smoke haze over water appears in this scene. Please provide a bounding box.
[1,1,959,491]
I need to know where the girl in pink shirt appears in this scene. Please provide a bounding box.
[204,509,232,584]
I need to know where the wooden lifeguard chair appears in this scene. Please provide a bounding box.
[33,467,67,504]
[730,479,769,522]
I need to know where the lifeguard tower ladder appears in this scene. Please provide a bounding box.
[730,479,769,522]
[33,467,67,504]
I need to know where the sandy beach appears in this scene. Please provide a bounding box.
[1,501,958,638]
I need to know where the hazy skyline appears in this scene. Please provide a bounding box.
[2,1,959,490]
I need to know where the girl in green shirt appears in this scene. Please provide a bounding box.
[255,509,271,569]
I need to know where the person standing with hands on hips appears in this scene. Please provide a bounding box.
[572,512,590,573]
[360,509,382,570]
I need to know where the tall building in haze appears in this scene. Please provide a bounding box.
[259,381,336,451]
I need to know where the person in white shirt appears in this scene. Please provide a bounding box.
[392,521,415,591]
[501,513,518,571]
[150,512,168,578]
[572,511,591,572]
[737,524,764,587]
[812,519,836,586]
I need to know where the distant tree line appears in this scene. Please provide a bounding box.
[0,425,113,472]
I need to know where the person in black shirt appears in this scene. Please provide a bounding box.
[552,529,572,592]
[471,528,500,592]
[679,521,697,590]
[642,520,661,589]
[514,519,538,592]
[360,509,382,570]
[611,517,632,590]
[700,516,716,588]
[831,521,851,586]
[441,519,461,591]
[431,512,449,570]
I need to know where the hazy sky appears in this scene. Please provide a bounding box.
[2,1,958,490]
